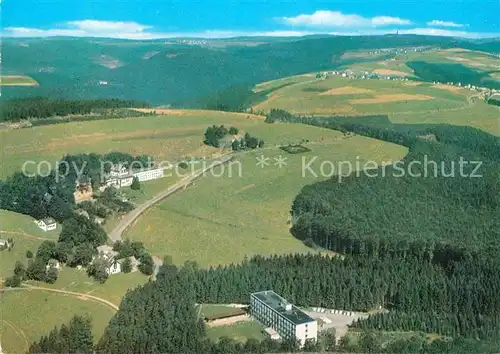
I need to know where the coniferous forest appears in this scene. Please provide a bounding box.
[0,97,150,122]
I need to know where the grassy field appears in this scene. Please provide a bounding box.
[253,73,317,93]
[0,210,61,279]
[125,124,407,266]
[0,210,61,240]
[252,75,469,116]
[26,267,149,306]
[0,75,38,86]
[0,290,115,353]
[391,99,500,136]
[200,304,246,317]
[207,321,266,343]
[0,110,264,179]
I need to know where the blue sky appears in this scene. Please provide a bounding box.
[2,0,499,39]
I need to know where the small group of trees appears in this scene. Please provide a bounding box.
[4,243,62,287]
[203,125,238,147]
[231,132,264,151]
[113,239,155,276]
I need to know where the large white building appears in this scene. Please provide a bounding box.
[105,164,164,189]
[133,167,164,182]
[250,290,317,346]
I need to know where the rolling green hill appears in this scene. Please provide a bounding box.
[3,35,499,105]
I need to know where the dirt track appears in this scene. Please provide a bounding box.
[1,284,119,311]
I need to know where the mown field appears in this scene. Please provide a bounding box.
[0,290,115,353]
[0,75,38,86]
[207,322,266,343]
[125,123,407,266]
[0,110,264,179]
[252,75,470,116]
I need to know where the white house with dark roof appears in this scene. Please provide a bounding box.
[37,217,57,232]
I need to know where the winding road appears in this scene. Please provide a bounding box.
[108,154,235,243]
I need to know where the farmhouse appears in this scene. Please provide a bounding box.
[250,290,317,346]
[106,260,122,275]
[93,245,139,275]
[106,165,134,188]
[37,217,57,232]
[96,245,118,260]
[74,180,93,203]
[46,259,61,270]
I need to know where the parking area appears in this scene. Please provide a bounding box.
[304,308,369,340]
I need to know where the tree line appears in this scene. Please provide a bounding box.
[30,253,500,353]
[203,125,264,150]
[0,97,150,122]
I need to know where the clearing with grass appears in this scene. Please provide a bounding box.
[0,290,114,353]
[124,123,407,266]
[0,75,38,86]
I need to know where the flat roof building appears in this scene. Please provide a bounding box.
[250,290,317,346]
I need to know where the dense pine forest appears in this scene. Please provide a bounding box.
[31,254,500,353]
[0,97,150,122]
[265,111,500,259]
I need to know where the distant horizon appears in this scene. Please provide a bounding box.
[2,1,499,40]
[3,32,500,41]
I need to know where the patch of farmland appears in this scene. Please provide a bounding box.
[251,75,467,116]
[320,86,374,95]
[349,94,433,104]
[372,68,412,77]
[0,75,39,86]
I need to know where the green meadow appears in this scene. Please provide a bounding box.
[125,128,407,266]
[0,290,115,353]
[0,110,265,179]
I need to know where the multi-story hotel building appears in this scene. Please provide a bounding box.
[250,290,317,346]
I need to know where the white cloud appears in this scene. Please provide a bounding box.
[426,20,466,28]
[4,20,161,40]
[397,27,497,38]
[66,20,152,33]
[279,10,412,27]
[2,19,498,40]
[372,16,412,26]
[280,11,365,27]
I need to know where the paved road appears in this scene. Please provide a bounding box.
[108,154,234,243]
